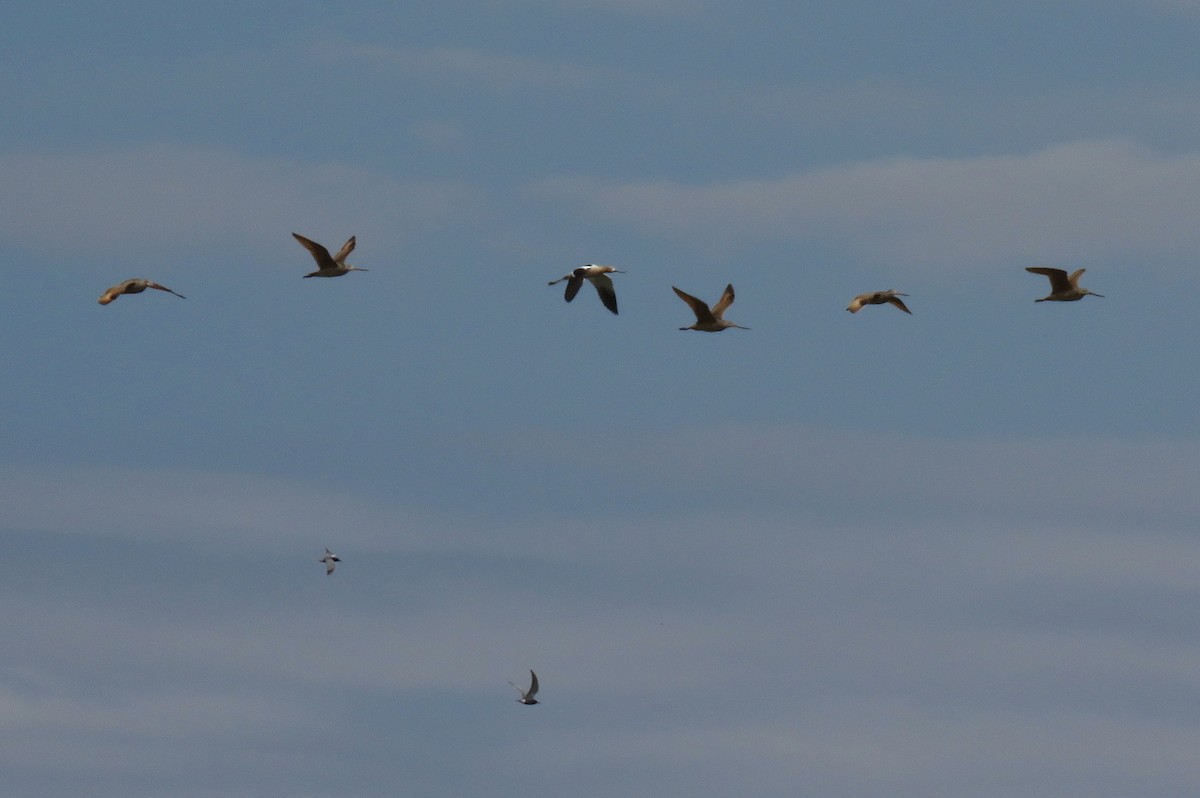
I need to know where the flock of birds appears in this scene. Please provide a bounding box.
[95,233,1106,704]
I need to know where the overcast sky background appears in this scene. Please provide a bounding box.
[3,1,1200,796]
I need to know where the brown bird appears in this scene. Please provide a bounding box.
[846,289,911,314]
[292,233,368,278]
[98,279,186,305]
[547,264,624,314]
[673,284,750,332]
[1026,267,1103,302]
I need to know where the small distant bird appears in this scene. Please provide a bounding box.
[1026,267,1103,302]
[847,289,911,314]
[319,548,341,575]
[293,233,368,278]
[97,279,186,305]
[548,264,625,314]
[672,284,750,332]
[509,669,539,705]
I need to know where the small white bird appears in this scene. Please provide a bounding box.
[293,233,368,278]
[548,264,625,314]
[98,279,186,305]
[846,289,911,314]
[1026,266,1103,302]
[673,284,750,332]
[509,669,540,705]
[319,548,341,575]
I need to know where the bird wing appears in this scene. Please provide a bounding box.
[292,233,336,270]
[1026,266,1070,292]
[589,273,619,314]
[147,282,186,299]
[563,272,586,302]
[711,284,736,319]
[325,561,336,575]
[98,282,127,304]
[1069,268,1086,286]
[527,670,539,697]
[672,286,716,323]
[332,236,356,265]
[887,295,912,314]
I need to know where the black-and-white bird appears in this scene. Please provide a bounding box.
[509,669,540,705]
[548,264,624,314]
[319,548,341,575]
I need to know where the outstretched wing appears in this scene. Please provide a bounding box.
[886,295,911,314]
[527,670,539,698]
[672,286,716,324]
[1026,266,1070,292]
[711,284,736,319]
[292,233,336,270]
[563,273,586,303]
[332,236,356,265]
[147,281,186,299]
[589,273,619,314]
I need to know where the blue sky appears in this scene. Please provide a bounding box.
[3,1,1200,795]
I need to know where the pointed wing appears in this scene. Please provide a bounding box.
[1026,266,1070,292]
[589,273,619,314]
[325,561,336,575]
[1069,268,1086,286]
[563,273,586,302]
[292,233,336,270]
[98,281,128,304]
[332,236,356,265]
[147,282,186,299]
[672,286,716,324]
[711,284,736,319]
[527,670,539,698]
[887,295,912,314]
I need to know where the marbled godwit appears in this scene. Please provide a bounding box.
[509,669,539,704]
[1026,267,1103,302]
[97,279,186,305]
[672,284,749,331]
[847,289,911,314]
[548,264,624,314]
[293,233,368,278]
[319,548,341,575]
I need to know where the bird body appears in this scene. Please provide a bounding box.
[509,669,540,705]
[548,264,624,314]
[1026,267,1103,302]
[319,548,341,575]
[673,284,749,331]
[293,233,368,278]
[97,279,186,305]
[847,289,911,314]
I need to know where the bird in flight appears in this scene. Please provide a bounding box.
[97,279,186,305]
[673,284,750,331]
[846,289,911,314]
[319,548,341,575]
[293,233,368,278]
[1026,267,1104,302]
[548,264,625,314]
[509,669,540,705]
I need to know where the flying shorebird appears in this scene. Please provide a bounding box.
[846,289,911,314]
[292,233,368,278]
[319,548,341,576]
[509,669,539,705]
[1026,267,1104,302]
[672,284,750,332]
[97,279,186,305]
[548,264,625,314]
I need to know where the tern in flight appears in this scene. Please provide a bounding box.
[672,284,750,331]
[1026,267,1103,302]
[548,264,624,314]
[319,548,341,575]
[509,670,540,705]
[846,289,911,314]
[97,279,186,305]
[293,233,368,278]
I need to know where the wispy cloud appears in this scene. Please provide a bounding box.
[529,140,1200,271]
[0,144,477,258]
